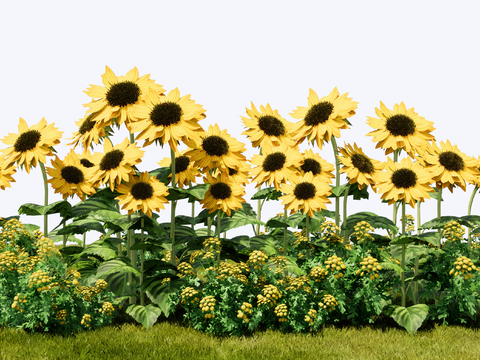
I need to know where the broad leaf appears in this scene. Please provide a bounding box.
[343,211,398,236]
[217,209,265,233]
[125,304,163,330]
[57,218,106,235]
[142,276,186,317]
[18,200,73,218]
[383,304,430,335]
[251,187,283,201]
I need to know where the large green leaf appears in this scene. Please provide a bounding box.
[251,187,283,201]
[217,208,265,233]
[18,200,73,218]
[95,257,142,278]
[236,235,277,256]
[142,276,186,317]
[72,197,118,217]
[415,231,441,248]
[266,212,306,229]
[390,235,416,245]
[383,304,430,335]
[343,211,398,236]
[328,182,369,200]
[459,215,480,227]
[57,218,106,235]
[125,304,163,330]
[166,184,210,202]
[419,216,468,230]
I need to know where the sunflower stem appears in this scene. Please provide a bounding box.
[216,209,222,266]
[305,213,310,259]
[284,208,288,277]
[436,185,442,219]
[83,232,86,249]
[116,203,122,257]
[468,184,478,249]
[140,214,145,307]
[342,184,350,244]
[416,200,421,235]
[392,149,399,226]
[401,200,406,308]
[331,137,341,234]
[39,162,49,237]
[207,216,212,237]
[170,148,177,267]
[189,181,195,230]
[129,133,135,144]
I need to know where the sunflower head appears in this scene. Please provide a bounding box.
[200,171,246,217]
[157,150,201,188]
[298,149,335,184]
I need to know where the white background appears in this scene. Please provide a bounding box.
[1,1,479,245]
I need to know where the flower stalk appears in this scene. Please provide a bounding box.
[39,162,49,237]
[467,184,478,249]
[331,136,341,234]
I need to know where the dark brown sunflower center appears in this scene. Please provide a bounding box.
[175,155,190,173]
[150,102,183,127]
[79,115,96,135]
[385,114,416,137]
[61,166,84,184]
[14,130,41,153]
[439,151,465,172]
[202,136,229,157]
[263,152,286,172]
[228,168,238,176]
[131,182,154,200]
[210,182,232,200]
[258,115,286,137]
[80,159,94,168]
[294,182,316,200]
[106,81,141,107]
[301,159,321,175]
[99,149,124,171]
[391,168,417,188]
[351,153,374,174]
[304,101,334,126]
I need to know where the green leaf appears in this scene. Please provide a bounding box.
[217,208,265,233]
[343,211,398,236]
[266,212,306,229]
[390,235,416,245]
[142,276,186,317]
[429,187,443,201]
[75,244,118,261]
[57,218,106,235]
[125,304,163,330]
[459,215,480,227]
[72,197,118,217]
[383,304,429,335]
[18,200,73,218]
[251,187,283,201]
[236,235,277,256]
[415,231,441,248]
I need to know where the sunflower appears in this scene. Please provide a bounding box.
[90,138,145,191]
[279,172,332,217]
[241,102,298,151]
[0,161,16,190]
[290,87,358,149]
[66,113,111,150]
[417,140,479,192]
[250,143,303,191]
[366,101,435,157]
[46,150,96,201]
[211,160,252,186]
[77,148,102,188]
[298,149,335,184]
[200,171,246,217]
[376,157,434,208]
[115,172,169,218]
[83,66,165,128]
[157,149,201,188]
[185,124,246,173]
[337,143,384,191]
[0,118,63,174]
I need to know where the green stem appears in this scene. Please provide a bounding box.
[207,216,212,237]
[414,200,420,304]
[256,197,261,236]
[342,184,350,244]
[116,203,122,256]
[83,232,86,249]
[140,215,145,306]
[216,209,222,266]
[39,162,48,237]
[284,209,288,277]
[416,200,421,235]
[392,149,399,226]
[437,185,442,219]
[306,213,310,259]
[468,184,478,249]
[129,133,135,144]
[331,136,341,234]
[170,148,176,267]
[401,200,406,307]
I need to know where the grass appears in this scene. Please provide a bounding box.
[2,305,480,360]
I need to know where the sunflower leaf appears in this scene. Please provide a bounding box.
[57,218,106,235]
[419,216,462,230]
[343,211,398,236]
[251,187,283,201]
[18,200,73,218]
[383,304,430,335]
[125,304,163,330]
[265,212,306,229]
[217,208,265,233]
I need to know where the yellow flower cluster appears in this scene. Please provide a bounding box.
[237,302,253,323]
[404,215,415,233]
[319,221,342,244]
[56,309,67,325]
[390,257,401,265]
[319,294,338,312]
[449,256,479,279]
[304,309,317,326]
[180,287,200,304]
[161,251,179,263]
[293,231,314,249]
[257,284,282,306]
[161,277,171,285]
[177,262,195,277]
[74,279,109,302]
[27,269,53,291]
[443,221,465,243]
[81,314,92,327]
[248,250,268,269]
[324,255,346,279]
[11,293,28,313]
[271,255,287,275]
[356,255,382,280]
[199,295,216,319]
[189,250,204,264]
[98,301,115,316]
[0,250,16,272]
[274,303,288,322]
[309,266,329,282]
[33,230,62,259]
[278,276,312,293]
[351,221,374,243]
[216,261,249,283]
[203,237,222,252]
